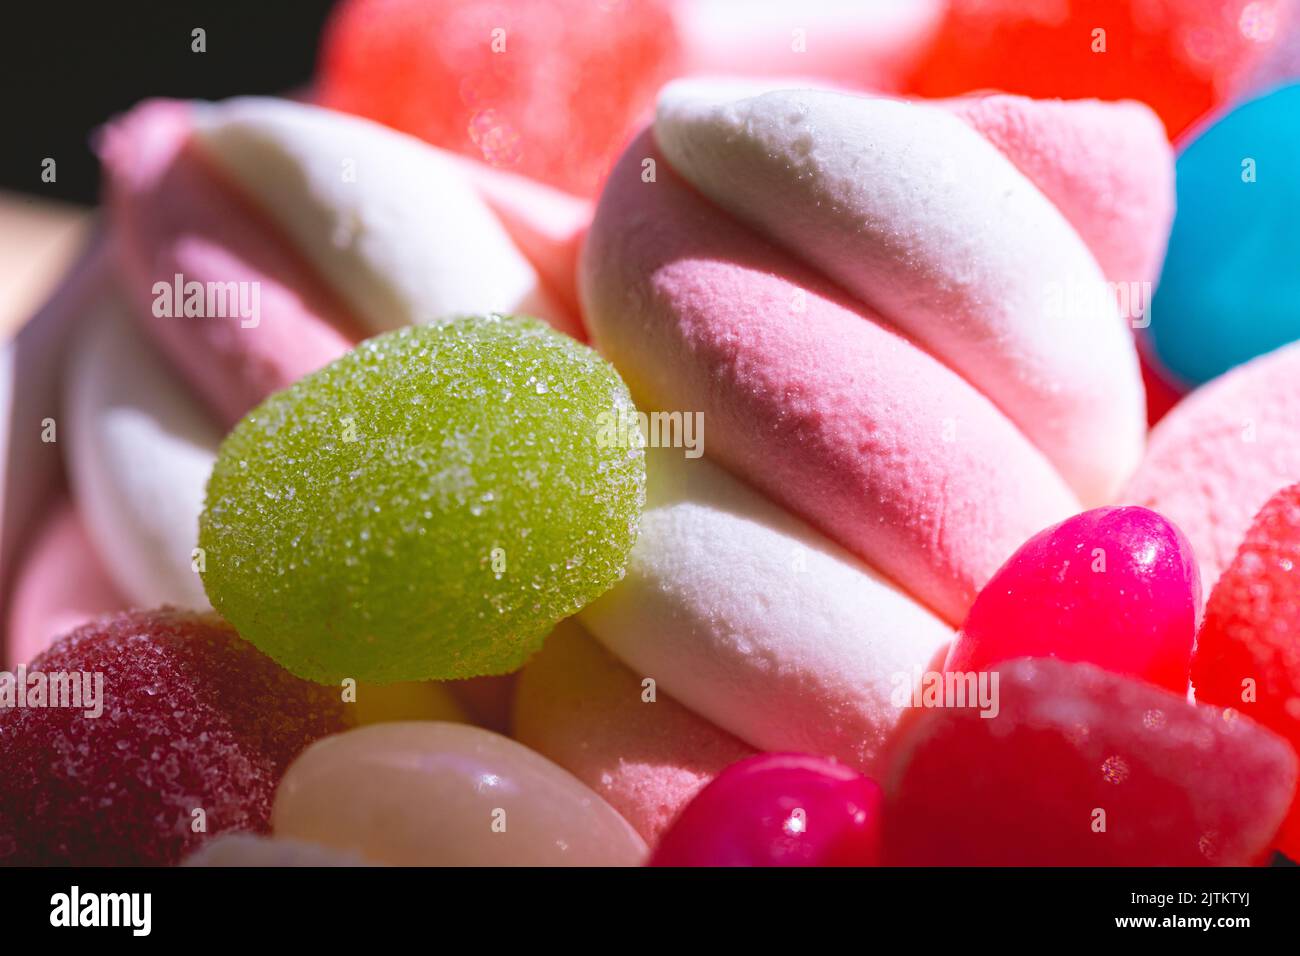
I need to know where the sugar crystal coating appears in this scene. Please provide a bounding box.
[318,0,679,195]
[200,315,645,683]
[1192,482,1300,858]
[0,609,349,866]
[909,0,1282,138]
[885,658,1297,866]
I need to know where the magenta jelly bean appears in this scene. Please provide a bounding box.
[649,753,883,867]
[945,506,1199,693]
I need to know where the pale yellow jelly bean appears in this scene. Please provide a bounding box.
[272,722,648,866]
[182,834,368,867]
[351,681,468,726]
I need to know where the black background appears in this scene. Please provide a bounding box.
[3,864,1290,941]
[0,1,337,204]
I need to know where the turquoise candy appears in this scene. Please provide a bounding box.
[1146,82,1300,387]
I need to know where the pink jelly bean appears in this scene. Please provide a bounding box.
[946,506,1199,693]
[649,753,883,867]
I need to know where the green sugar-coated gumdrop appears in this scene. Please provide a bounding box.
[199,315,646,683]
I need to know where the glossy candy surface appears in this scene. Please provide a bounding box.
[272,722,648,866]
[650,753,884,867]
[1192,483,1300,858]
[885,658,1297,866]
[1147,83,1300,387]
[200,316,645,683]
[0,610,349,865]
[317,0,679,196]
[946,507,1200,693]
[182,834,367,867]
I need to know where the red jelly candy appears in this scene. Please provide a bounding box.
[884,658,1296,866]
[946,506,1199,694]
[1193,482,1300,859]
[316,0,680,196]
[650,753,882,867]
[0,609,349,865]
[909,0,1289,138]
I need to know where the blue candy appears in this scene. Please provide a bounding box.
[1147,82,1300,387]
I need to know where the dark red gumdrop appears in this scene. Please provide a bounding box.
[0,609,350,865]
[884,657,1296,866]
[946,506,1199,693]
[1193,482,1300,860]
[650,753,883,867]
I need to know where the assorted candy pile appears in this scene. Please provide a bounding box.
[3,0,1300,867]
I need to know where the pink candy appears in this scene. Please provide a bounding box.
[946,506,1200,694]
[885,658,1297,866]
[650,754,883,867]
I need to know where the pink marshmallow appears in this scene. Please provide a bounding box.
[1124,340,1300,596]
[581,129,1081,623]
[651,86,1146,505]
[513,620,755,844]
[4,498,125,667]
[579,448,953,770]
[101,100,362,429]
[102,98,585,430]
[942,93,1175,287]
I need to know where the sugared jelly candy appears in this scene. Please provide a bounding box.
[317,0,680,196]
[885,658,1297,865]
[908,0,1287,138]
[946,506,1199,693]
[1147,83,1300,388]
[272,722,647,866]
[1192,482,1300,859]
[200,316,646,684]
[0,610,349,865]
[650,753,883,867]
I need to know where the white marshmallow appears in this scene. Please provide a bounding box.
[191,98,561,334]
[64,291,218,609]
[579,445,953,771]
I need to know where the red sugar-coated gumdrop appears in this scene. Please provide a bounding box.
[316,0,680,197]
[908,0,1292,139]
[1193,483,1300,859]
[946,507,1199,694]
[884,658,1297,866]
[650,753,883,867]
[0,609,349,865]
